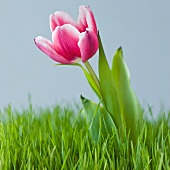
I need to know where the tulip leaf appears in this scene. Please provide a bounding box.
[55,63,101,98]
[111,47,143,144]
[81,95,117,142]
[98,34,122,130]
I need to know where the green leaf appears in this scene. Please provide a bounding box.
[54,63,101,98]
[81,95,117,142]
[111,47,143,144]
[98,34,122,130]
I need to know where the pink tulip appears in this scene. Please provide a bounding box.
[34,5,99,64]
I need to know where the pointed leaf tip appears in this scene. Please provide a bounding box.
[118,46,122,51]
[80,95,85,100]
[80,95,89,104]
[80,95,84,99]
[116,46,123,59]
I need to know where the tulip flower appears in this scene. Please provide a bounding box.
[34,5,99,64]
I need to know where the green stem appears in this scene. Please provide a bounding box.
[84,61,101,93]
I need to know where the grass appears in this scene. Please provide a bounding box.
[0,104,170,169]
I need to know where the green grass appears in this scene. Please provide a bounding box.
[0,104,170,169]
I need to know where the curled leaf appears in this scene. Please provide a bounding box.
[112,47,143,144]
[81,95,117,142]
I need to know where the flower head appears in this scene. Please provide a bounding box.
[34,5,98,64]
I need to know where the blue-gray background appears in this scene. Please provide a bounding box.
[0,1,170,114]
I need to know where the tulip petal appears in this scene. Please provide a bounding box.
[77,6,98,34]
[52,24,81,62]
[78,29,99,63]
[34,36,71,64]
[50,11,77,32]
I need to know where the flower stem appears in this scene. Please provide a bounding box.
[84,61,101,92]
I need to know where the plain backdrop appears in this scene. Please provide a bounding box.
[0,1,170,115]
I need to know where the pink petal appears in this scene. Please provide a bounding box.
[77,6,87,32]
[50,11,77,32]
[34,36,71,64]
[78,29,99,63]
[52,24,81,62]
[77,6,98,34]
